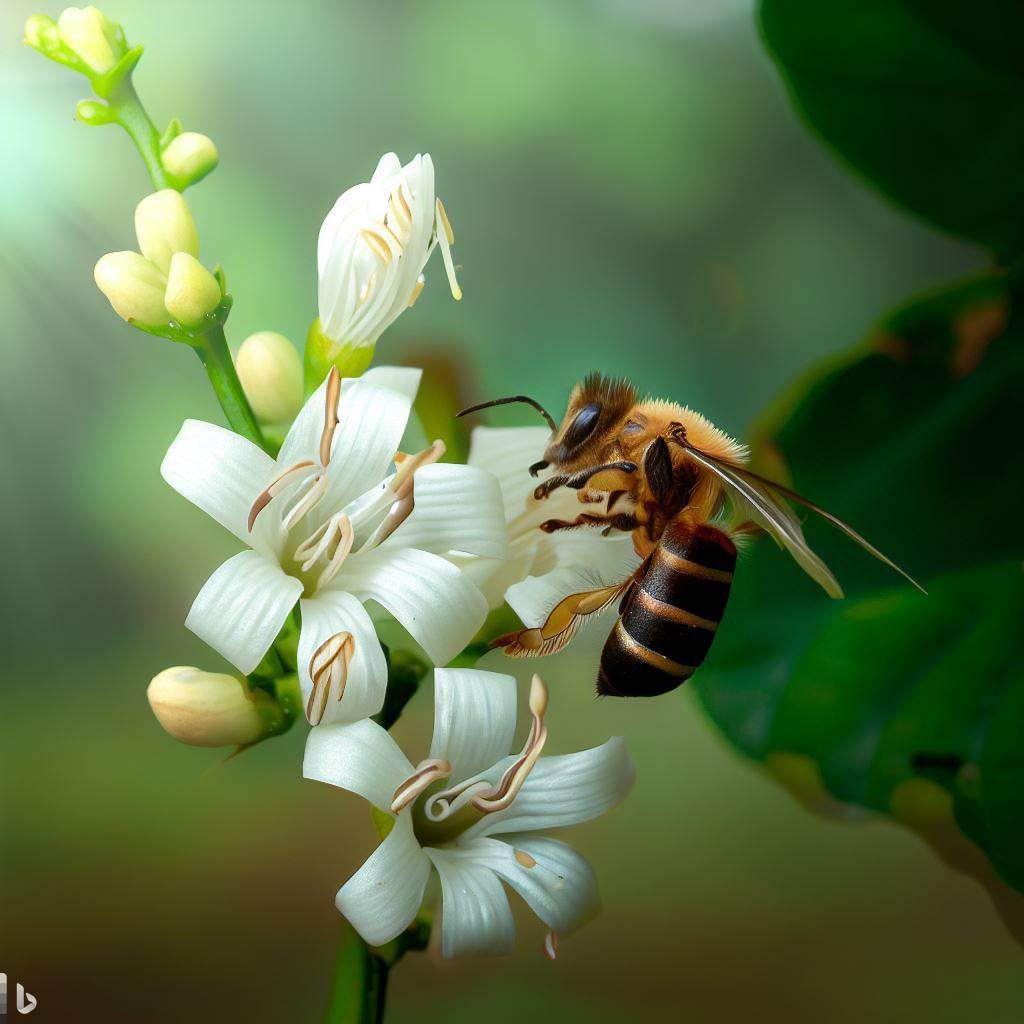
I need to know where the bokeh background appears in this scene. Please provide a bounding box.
[3,1,1021,1021]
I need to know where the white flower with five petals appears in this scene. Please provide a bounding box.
[304,668,635,959]
[317,152,461,349]
[161,366,506,725]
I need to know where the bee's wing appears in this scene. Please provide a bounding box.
[682,443,924,596]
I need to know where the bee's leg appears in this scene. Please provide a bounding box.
[533,474,571,500]
[566,460,638,490]
[533,461,638,501]
[539,512,640,534]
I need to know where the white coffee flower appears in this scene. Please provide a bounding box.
[304,669,635,958]
[161,367,506,726]
[461,425,640,609]
[317,152,461,349]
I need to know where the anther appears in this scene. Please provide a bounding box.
[320,367,341,467]
[248,460,317,532]
[390,759,452,814]
[306,631,355,726]
[434,198,462,301]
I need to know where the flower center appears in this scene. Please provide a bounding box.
[391,675,550,846]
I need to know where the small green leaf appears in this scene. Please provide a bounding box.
[159,116,183,150]
[759,0,1024,260]
[695,274,1024,898]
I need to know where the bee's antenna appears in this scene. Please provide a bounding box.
[457,395,557,432]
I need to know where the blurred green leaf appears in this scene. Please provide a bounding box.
[695,274,1024,895]
[759,0,1024,260]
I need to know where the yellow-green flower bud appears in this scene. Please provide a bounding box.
[134,189,199,275]
[147,667,268,747]
[236,331,304,424]
[93,251,169,327]
[303,316,375,392]
[164,252,221,326]
[162,131,219,186]
[24,14,60,51]
[56,6,122,74]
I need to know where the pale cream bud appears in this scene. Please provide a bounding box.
[56,6,119,74]
[164,252,221,327]
[134,189,199,275]
[24,14,60,50]
[162,131,219,185]
[236,331,304,424]
[148,667,267,747]
[94,251,169,326]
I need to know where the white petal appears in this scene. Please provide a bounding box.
[455,836,599,937]
[361,365,422,403]
[424,846,515,958]
[504,566,598,627]
[451,543,537,611]
[303,718,414,810]
[465,736,635,839]
[298,591,389,725]
[429,669,516,785]
[341,548,487,666]
[335,812,431,946]
[161,419,280,556]
[185,551,302,674]
[370,151,403,185]
[278,378,411,512]
[467,426,552,521]
[383,463,507,558]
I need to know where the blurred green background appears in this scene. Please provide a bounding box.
[3,1,1022,1021]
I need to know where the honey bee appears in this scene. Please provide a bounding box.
[459,373,921,697]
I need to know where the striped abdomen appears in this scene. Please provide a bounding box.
[597,522,736,697]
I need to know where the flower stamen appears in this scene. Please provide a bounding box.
[306,630,355,725]
[469,675,548,813]
[249,367,343,534]
[390,758,452,814]
[359,440,446,552]
[434,198,462,301]
[248,459,317,532]
[424,675,549,822]
[319,366,342,466]
[293,513,355,586]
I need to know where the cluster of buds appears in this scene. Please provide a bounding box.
[25,7,218,191]
[94,190,225,336]
[24,5,127,77]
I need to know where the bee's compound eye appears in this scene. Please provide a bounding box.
[563,402,602,448]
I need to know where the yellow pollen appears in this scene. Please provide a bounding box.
[515,850,537,869]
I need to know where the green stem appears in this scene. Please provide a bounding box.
[323,922,389,1024]
[110,78,171,190]
[194,324,267,450]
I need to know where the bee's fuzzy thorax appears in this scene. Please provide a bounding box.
[638,398,748,463]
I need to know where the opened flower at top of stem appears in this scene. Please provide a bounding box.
[308,153,461,383]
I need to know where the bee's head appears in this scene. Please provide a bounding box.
[541,373,638,471]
